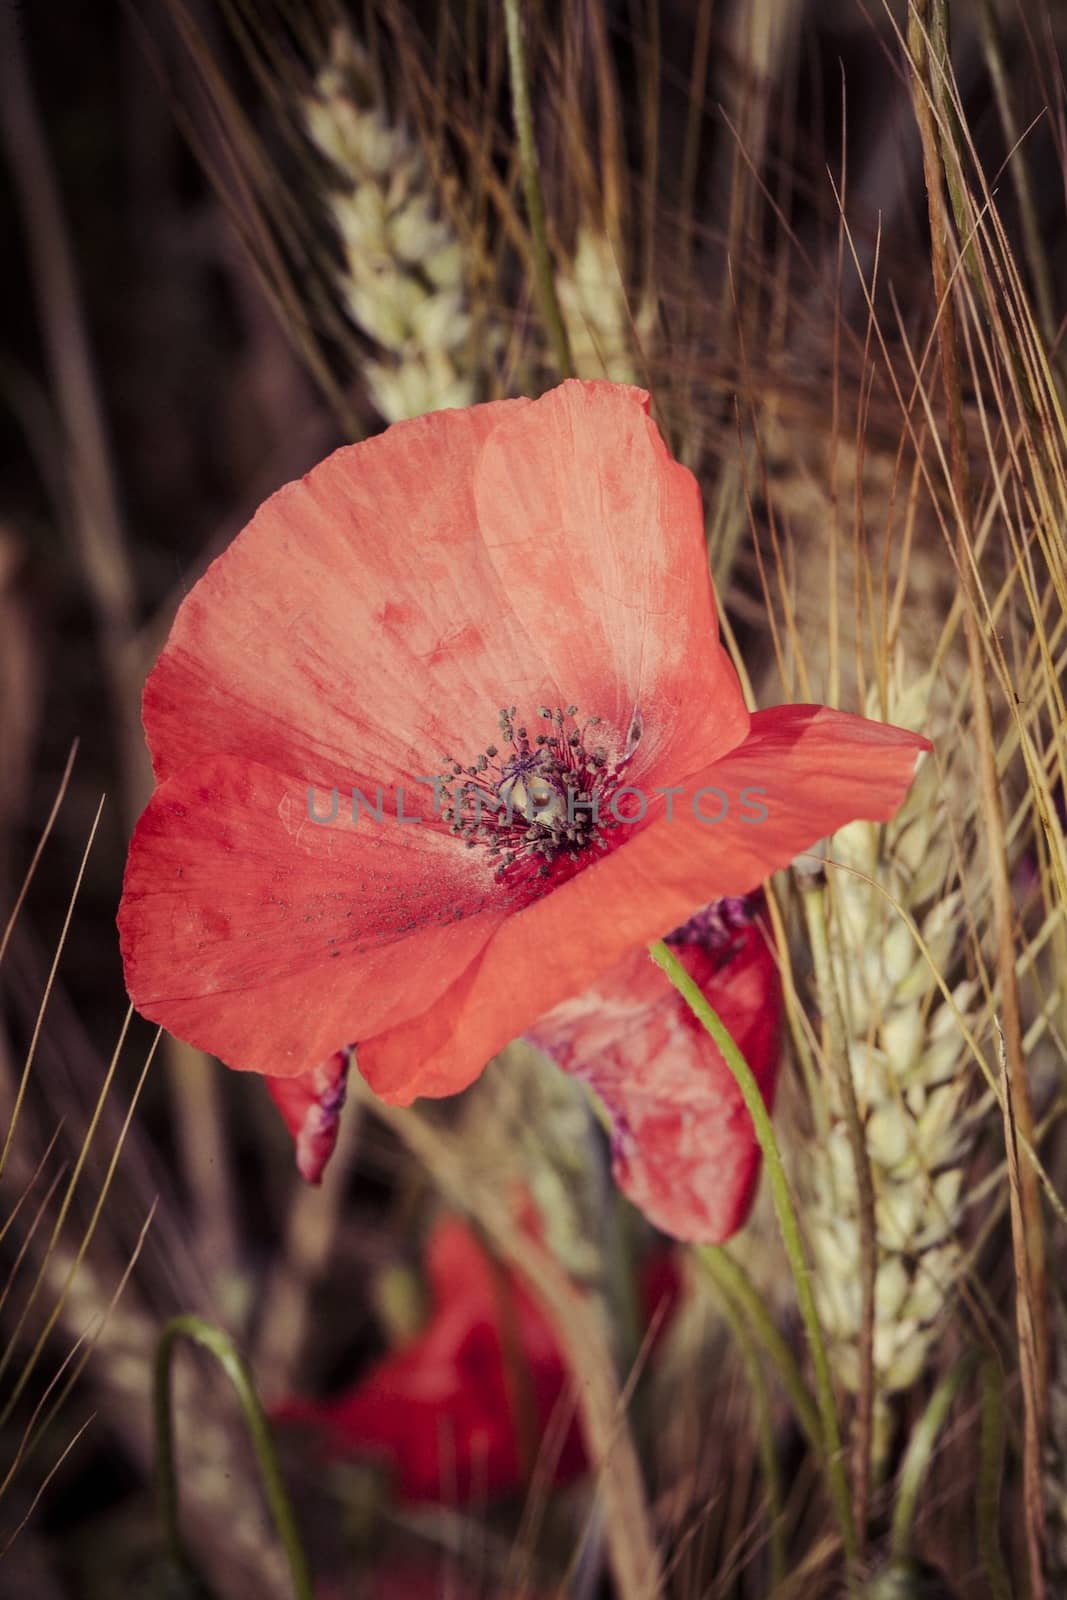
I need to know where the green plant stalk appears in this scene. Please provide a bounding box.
[502,0,574,379]
[649,939,858,1568]
[701,1248,787,1586]
[889,1351,977,1560]
[154,1315,313,1600]
[800,875,876,1551]
[885,1347,1009,1597]
[696,1245,822,1457]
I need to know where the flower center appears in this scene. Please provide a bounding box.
[438,704,634,900]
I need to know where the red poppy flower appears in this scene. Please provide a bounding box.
[118,380,928,1164]
[275,1213,668,1503]
[530,894,782,1242]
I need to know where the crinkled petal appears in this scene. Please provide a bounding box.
[356,705,928,1102]
[265,1047,352,1182]
[530,923,782,1241]
[118,755,503,1079]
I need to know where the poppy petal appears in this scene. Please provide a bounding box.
[142,398,557,792]
[118,755,504,1078]
[356,705,928,1102]
[473,379,750,784]
[265,1047,352,1182]
[529,918,783,1241]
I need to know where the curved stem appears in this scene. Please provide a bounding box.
[696,1247,788,1585]
[154,1314,313,1600]
[502,0,574,380]
[889,1351,977,1560]
[695,1244,822,1458]
[649,939,857,1569]
[888,1348,1009,1599]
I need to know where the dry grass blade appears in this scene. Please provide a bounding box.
[0,1152,67,1323]
[0,1015,157,1426]
[906,0,1047,1424]
[2,0,242,1287]
[0,797,105,1185]
[0,8,147,819]
[0,1415,96,1562]
[0,1201,157,1519]
[997,1018,1046,1599]
[0,744,77,974]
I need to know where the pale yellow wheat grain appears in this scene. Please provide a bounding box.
[804,659,986,1464]
[305,29,478,423]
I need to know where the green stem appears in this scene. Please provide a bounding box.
[701,1248,786,1586]
[502,0,574,379]
[890,1352,977,1560]
[887,1349,1009,1600]
[649,939,858,1569]
[153,1314,313,1600]
[695,1245,822,1458]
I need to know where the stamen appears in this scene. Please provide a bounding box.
[667,895,760,959]
[433,702,631,903]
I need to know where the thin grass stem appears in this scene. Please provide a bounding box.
[695,1244,822,1459]
[889,1350,977,1560]
[707,1268,787,1588]
[154,1314,313,1600]
[502,0,574,379]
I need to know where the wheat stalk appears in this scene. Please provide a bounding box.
[800,659,988,1471]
